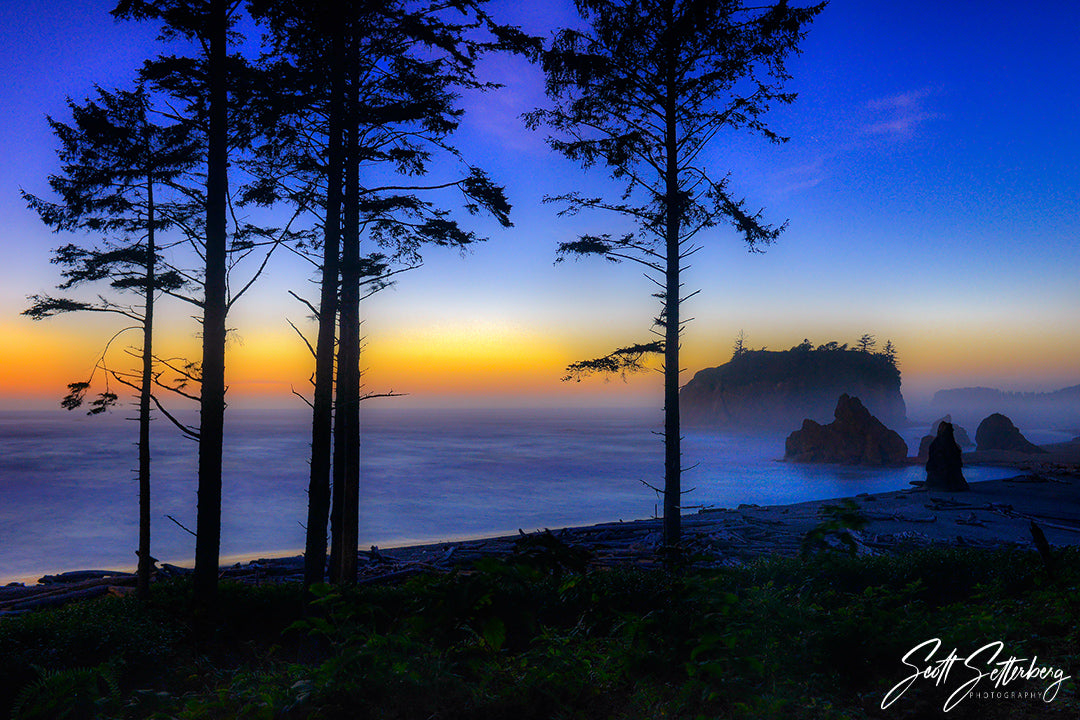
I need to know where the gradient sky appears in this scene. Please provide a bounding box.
[1,1,1078,413]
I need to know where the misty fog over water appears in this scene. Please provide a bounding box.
[0,406,1027,583]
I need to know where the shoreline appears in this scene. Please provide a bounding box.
[5,454,1077,605]
[374,468,1080,567]
[5,424,1077,588]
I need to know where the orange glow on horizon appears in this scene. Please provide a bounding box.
[364,320,579,395]
[5,313,1079,410]
[1,319,119,397]
[222,329,313,400]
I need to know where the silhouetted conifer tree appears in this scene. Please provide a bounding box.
[244,1,348,589]
[733,329,749,356]
[112,0,231,610]
[22,85,198,601]
[882,339,898,367]
[113,0,296,608]
[528,0,823,546]
[248,0,525,585]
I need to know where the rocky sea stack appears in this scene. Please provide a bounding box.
[917,415,973,459]
[975,413,1048,454]
[784,394,908,465]
[682,341,905,430]
[925,422,968,491]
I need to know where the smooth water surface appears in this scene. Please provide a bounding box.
[0,407,1016,582]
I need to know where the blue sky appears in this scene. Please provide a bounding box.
[1,1,1078,413]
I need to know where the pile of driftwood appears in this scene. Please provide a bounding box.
[0,572,137,616]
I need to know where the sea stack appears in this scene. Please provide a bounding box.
[975,413,1048,454]
[917,415,973,459]
[784,394,908,465]
[925,421,968,491]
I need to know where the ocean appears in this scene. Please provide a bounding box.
[0,406,1018,584]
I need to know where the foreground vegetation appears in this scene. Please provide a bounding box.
[2,542,1077,719]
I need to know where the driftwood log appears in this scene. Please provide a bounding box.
[0,575,137,615]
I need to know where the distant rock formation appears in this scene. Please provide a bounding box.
[785,394,909,465]
[931,384,1080,430]
[975,413,1048,454]
[682,343,906,430]
[925,422,968,491]
[935,415,972,447]
[917,415,973,459]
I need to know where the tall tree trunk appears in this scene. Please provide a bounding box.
[194,0,229,608]
[303,12,345,589]
[662,23,681,547]
[137,177,155,603]
[330,44,361,586]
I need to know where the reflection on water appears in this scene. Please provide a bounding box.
[0,407,1016,582]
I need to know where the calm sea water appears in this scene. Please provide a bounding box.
[0,406,1017,583]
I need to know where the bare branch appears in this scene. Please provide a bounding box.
[153,355,201,384]
[165,514,197,537]
[286,317,317,359]
[288,290,320,319]
[152,372,201,403]
[150,393,200,440]
[361,390,407,401]
[291,386,314,409]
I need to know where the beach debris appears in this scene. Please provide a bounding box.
[955,512,984,527]
[1004,473,1053,483]
[707,529,746,544]
[740,514,786,526]
[1017,518,1080,535]
[954,535,998,548]
[38,570,133,585]
[0,576,136,616]
[926,497,972,509]
[864,511,936,523]
[871,531,933,547]
[157,564,192,578]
